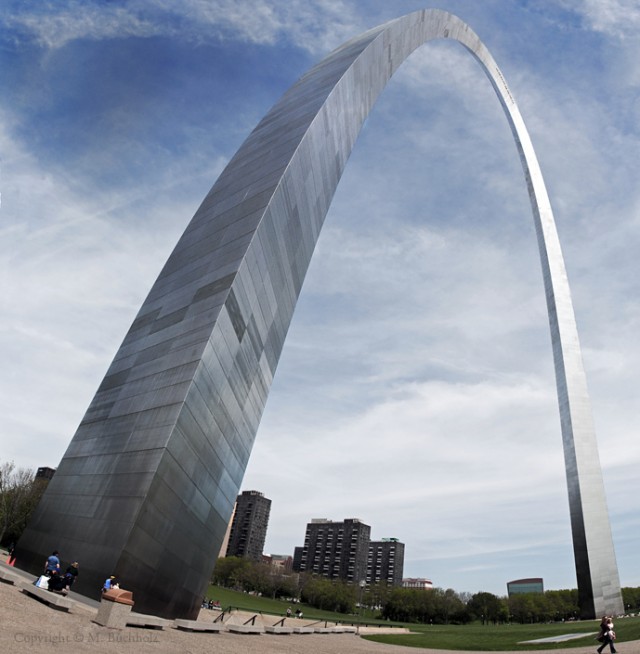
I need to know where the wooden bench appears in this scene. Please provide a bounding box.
[126,612,170,629]
[173,619,224,633]
[21,584,74,612]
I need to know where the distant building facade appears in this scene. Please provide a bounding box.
[367,538,405,586]
[292,546,304,572]
[217,504,235,558]
[35,467,56,480]
[295,518,371,583]
[263,553,293,572]
[507,578,544,596]
[402,578,433,590]
[225,490,271,561]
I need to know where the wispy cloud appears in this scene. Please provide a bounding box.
[2,0,638,595]
[3,0,362,54]
[569,0,640,39]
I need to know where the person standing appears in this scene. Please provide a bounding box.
[7,543,16,566]
[64,562,79,588]
[44,550,60,577]
[597,616,617,654]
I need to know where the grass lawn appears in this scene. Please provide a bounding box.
[204,584,388,624]
[365,617,640,651]
[205,586,640,650]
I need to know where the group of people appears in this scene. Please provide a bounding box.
[43,550,79,594]
[285,606,303,619]
[597,615,617,654]
[40,549,122,596]
[201,598,221,610]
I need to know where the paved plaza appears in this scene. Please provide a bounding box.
[1,564,637,654]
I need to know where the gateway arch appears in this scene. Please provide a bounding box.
[17,9,623,619]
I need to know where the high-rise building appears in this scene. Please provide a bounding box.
[35,467,56,480]
[295,518,370,583]
[367,538,405,586]
[225,490,271,561]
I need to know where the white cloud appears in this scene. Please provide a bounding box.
[2,0,638,595]
[573,0,640,39]
[5,0,362,54]
[0,110,226,465]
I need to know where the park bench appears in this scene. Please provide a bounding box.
[21,584,75,612]
[227,623,263,634]
[173,619,224,633]
[291,625,315,634]
[263,616,292,635]
[126,612,170,629]
[226,612,263,634]
[264,625,293,634]
[0,567,21,585]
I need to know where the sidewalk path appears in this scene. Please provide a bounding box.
[1,571,637,653]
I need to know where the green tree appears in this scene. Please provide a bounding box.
[622,587,640,613]
[241,561,272,595]
[301,577,356,613]
[434,587,468,624]
[0,461,48,545]
[382,587,444,623]
[509,594,536,623]
[211,556,251,589]
[368,581,392,611]
[467,591,503,624]
[268,571,297,599]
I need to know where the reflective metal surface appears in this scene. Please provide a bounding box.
[17,9,622,619]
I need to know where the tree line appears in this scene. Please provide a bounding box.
[213,557,640,624]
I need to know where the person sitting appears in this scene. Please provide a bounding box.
[47,571,67,594]
[102,575,118,592]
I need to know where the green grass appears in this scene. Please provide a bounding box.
[364,617,640,651]
[204,585,395,625]
[205,586,640,650]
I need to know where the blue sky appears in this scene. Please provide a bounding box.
[1,0,639,598]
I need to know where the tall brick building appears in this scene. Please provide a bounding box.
[367,538,405,586]
[294,518,370,583]
[225,490,271,560]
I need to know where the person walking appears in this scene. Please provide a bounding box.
[597,616,617,654]
[64,562,79,589]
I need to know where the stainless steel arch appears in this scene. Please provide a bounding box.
[17,9,622,619]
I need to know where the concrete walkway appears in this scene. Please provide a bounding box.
[1,562,636,653]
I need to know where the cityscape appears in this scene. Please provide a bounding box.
[221,489,542,599]
[2,0,638,640]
